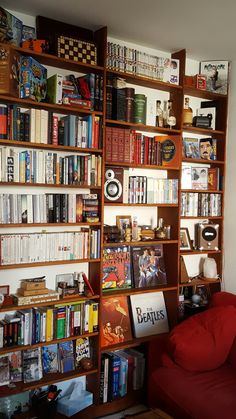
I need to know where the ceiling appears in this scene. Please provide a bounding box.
[1,0,235,60]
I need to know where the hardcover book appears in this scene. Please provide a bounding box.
[200,61,229,95]
[42,344,58,374]
[101,296,133,347]
[130,291,169,338]
[102,246,132,291]
[131,245,167,288]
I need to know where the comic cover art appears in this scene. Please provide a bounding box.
[102,246,132,290]
[101,296,132,347]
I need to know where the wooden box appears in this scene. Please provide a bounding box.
[0,43,20,96]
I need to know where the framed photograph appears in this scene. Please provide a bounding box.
[116,215,132,237]
[180,228,192,251]
[191,166,208,190]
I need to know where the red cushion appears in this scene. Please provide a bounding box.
[168,306,236,372]
[210,291,236,308]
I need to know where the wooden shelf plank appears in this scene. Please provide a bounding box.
[107,69,183,92]
[184,86,228,100]
[182,125,225,136]
[0,94,103,116]
[13,46,104,73]
[104,161,180,170]
[103,240,178,247]
[106,118,181,134]
[0,139,103,154]
[0,182,101,189]
[0,258,101,270]
[0,295,100,312]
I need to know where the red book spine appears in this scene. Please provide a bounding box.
[105,127,112,162]
[52,115,58,145]
[111,128,119,162]
[118,128,124,162]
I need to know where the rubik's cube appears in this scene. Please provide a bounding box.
[57,36,97,65]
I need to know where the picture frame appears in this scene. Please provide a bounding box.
[116,215,132,237]
[180,228,192,251]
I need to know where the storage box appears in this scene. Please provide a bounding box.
[57,390,93,417]
[19,56,47,102]
[0,43,20,96]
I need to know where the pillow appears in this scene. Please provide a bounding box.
[168,305,236,372]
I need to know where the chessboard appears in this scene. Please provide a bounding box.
[57,35,97,65]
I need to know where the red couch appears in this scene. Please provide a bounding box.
[148,292,236,419]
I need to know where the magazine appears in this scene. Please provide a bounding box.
[23,348,42,383]
[8,351,22,382]
[102,246,132,291]
[200,61,229,95]
[101,296,132,347]
[131,245,167,288]
[42,344,58,374]
[129,291,169,338]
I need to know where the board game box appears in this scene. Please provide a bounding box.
[19,56,47,102]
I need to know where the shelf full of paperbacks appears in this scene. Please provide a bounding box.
[0,147,102,186]
[0,193,99,225]
[0,103,103,149]
[0,230,100,265]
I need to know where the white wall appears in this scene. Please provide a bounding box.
[222,61,236,292]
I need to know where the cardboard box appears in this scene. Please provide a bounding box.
[0,43,20,96]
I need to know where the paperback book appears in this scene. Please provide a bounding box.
[131,245,167,288]
[101,296,133,347]
[102,246,132,291]
[42,344,58,374]
[130,291,169,338]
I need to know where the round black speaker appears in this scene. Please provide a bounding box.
[202,226,217,242]
[104,179,122,201]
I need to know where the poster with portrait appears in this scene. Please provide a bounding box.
[131,245,167,288]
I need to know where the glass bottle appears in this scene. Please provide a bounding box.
[183,97,193,126]
[155,218,166,239]
[155,100,164,127]
[166,100,176,128]
[162,100,168,128]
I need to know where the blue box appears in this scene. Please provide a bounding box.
[19,56,47,102]
[57,390,93,417]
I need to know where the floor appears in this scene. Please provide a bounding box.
[97,404,148,419]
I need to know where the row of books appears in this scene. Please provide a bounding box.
[102,244,167,291]
[0,302,98,348]
[105,128,165,166]
[0,193,99,224]
[128,176,178,204]
[0,147,102,186]
[0,337,92,385]
[0,230,101,265]
[100,348,145,403]
[0,104,102,149]
[47,73,103,110]
[106,41,179,84]
[181,192,222,217]
[182,166,221,191]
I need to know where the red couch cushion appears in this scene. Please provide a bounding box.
[150,363,236,419]
[168,305,236,371]
[210,291,236,308]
